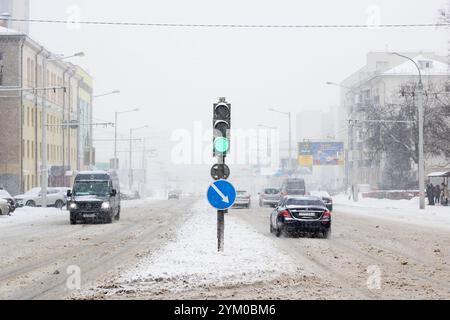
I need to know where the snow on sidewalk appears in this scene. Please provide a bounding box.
[334,194,450,231]
[121,200,301,291]
[0,206,66,226]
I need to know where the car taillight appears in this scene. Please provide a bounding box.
[322,210,331,220]
[280,210,291,218]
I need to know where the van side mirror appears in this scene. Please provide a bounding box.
[67,190,72,197]
[110,189,117,197]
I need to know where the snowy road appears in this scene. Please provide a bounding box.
[1,197,449,300]
[0,198,193,300]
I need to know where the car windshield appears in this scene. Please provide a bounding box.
[73,181,109,196]
[264,188,279,194]
[286,199,323,206]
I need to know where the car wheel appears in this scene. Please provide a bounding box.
[270,222,274,234]
[275,225,282,237]
[55,200,64,209]
[26,200,36,207]
[323,229,331,239]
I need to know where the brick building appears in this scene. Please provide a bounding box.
[0,26,93,195]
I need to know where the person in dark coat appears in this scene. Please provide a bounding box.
[434,184,441,205]
[426,183,434,205]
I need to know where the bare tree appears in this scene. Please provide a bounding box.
[362,82,450,189]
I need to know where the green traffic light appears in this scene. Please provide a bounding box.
[214,137,230,153]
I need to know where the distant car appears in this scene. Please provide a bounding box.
[270,196,331,238]
[233,190,251,209]
[259,188,281,207]
[168,190,181,200]
[0,189,17,213]
[15,187,66,209]
[280,178,306,196]
[310,191,333,211]
[0,198,11,216]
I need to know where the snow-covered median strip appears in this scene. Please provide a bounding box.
[121,200,300,291]
[334,194,450,231]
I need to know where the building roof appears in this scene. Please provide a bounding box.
[383,55,449,76]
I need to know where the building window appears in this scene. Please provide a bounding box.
[27,140,30,159]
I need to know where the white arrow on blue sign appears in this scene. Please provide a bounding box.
[207,180,237,210]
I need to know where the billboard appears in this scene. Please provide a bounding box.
[298,142,344,166]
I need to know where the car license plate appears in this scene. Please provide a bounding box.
[299,212,316,217]
[83,214,96,218]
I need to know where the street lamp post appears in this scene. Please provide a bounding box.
[129,125,148,190]
[390,52,425,209]
[40,52,84,207]
[326,81,359,201]
[113,108,139,170]
[257,124,277,171]
[268,109,292,172]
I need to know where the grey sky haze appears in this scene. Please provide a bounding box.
[28,0,448,164]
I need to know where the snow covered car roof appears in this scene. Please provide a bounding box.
[428,171,450,177]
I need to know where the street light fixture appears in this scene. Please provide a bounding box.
[129,125,149,190]
[113,108,139,170]
[93,90,120,99]
[268,108,292,172]
[389,52,425,210]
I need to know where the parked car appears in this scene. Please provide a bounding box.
[168,190,181,200]
[15,187,66,209]
[233,190,251,209]
[309,190,333,211]
[280,178,306,196]
[67,170,121,225]
[259,187,281,207]
[0,198,11,216]
[270,196,331,238]
[0,189,18,213]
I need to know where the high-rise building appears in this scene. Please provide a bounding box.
[0,0,30,34]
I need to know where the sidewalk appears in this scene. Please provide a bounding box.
[334,194,450,231]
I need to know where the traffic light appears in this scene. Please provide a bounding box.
[213,98,231,157]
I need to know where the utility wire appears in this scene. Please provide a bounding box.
[6,18,450,29]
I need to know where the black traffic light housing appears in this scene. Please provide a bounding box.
[213,97,231,157]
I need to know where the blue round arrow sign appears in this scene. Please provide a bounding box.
[207,180,236,210]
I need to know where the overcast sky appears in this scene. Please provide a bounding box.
[29,0,449,166]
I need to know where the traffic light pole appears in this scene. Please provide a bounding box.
[217,153,226,252]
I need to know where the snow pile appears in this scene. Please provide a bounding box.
[334,194,450,230]
[0,206,66,226]
[122,200,300,290]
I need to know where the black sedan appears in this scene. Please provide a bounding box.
[270,196,331,238]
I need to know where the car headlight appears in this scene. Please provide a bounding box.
[101,202,110,209]
[69,202,77,210]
